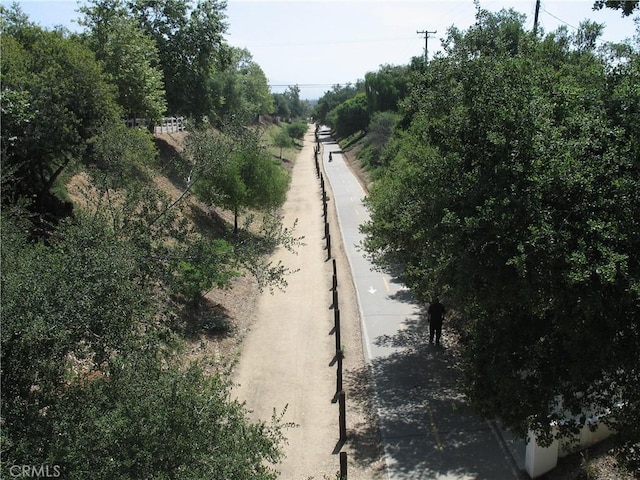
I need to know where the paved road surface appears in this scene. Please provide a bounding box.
[319,128,526,480]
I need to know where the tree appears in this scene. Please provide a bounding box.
[286,121,308,143]
[192,128,290,235]
[272,92,291,119]
[1,212,153,470]
[0,11,120,218]
[285,85,307,119]
[312,82,363,125]
[0,212,287,479]
[50,354,287,480]
[332,92,369,138]
[88,121,158,190]
[272,128,294,159]
[128,0,229,120]
[361,8,640,454]
[359,110,399,173]
[79,0,167,121]
[593,0,640,16]
[210,47,274,124]
[364,64,409,114]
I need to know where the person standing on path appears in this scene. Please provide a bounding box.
[428,297,445,346]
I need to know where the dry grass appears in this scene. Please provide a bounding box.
[151,131,265,370]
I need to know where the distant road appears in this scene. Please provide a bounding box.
[319,127,525,480]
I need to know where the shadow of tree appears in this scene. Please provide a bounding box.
[363,315,526,479]
[154,137,190,190]
[171,297,236,340]
[343,364,386,469]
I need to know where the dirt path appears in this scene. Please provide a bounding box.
[232,126,385,480]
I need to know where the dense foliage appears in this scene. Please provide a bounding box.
[126,0,229,120]
[364,64,409,114]
[272,85,311,120]
[210,47,274,124]
[315,65,407,141]
[594,0,640,16]
[312,82,364,127]
[1,211,288,479]
[357,110,399,173]
[1,16,120,217]
[328,92,369,138]
[361,6,640,458]
[79,0,167,121]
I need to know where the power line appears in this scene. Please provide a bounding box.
[234,35,418,49]
[268,84,345,88]
[542,7,579,31]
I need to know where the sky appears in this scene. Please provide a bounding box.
[3,0,639,99]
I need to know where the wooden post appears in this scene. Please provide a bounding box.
[332,281,338,309]
[334,309,341,354]
[325,221,330,240]
[332,259,337,282]
[336,349,343,394]
[339,451,347,479]
[335,309,341,353]
[339,391,347,441]
[327,233,332,260]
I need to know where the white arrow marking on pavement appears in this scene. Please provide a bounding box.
[368,286,377,294]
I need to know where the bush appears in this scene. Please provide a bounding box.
[286,121,307,142]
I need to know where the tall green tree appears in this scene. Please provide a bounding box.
[79,0,167,121]
[283,85,305,119]
[364,64,409,114]
[128,0,229,120]
[332,92,369,138]
[312,82,363,125]
[210,47,274,124]
[362,8,640,453]
[272,92,291,119]
[271,85,309,120]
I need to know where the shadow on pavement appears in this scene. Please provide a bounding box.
[367,315,526,479]
[343,364,387,471]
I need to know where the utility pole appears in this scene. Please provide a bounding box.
[533,0,541,36]
[417,29,437,63]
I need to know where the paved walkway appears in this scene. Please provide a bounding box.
[319,127,527,480]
